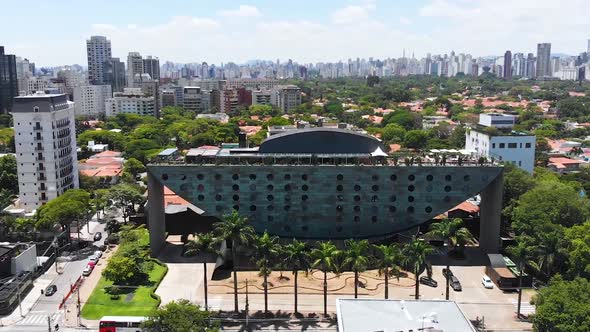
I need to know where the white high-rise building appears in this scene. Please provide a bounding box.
[73,85,112,117]
[15,57,33,95]
[126,52,143,88]
[86,36,112,85]
[105,88,155,117]
[12,92,79,212]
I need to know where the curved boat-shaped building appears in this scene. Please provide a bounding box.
[147,128,503,254]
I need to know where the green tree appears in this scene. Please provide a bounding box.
[383,109,421,130]
[102,255,146,285]
[382,123,406,143]
[36,189,91,231]
[374,243,401,299]
[251,232,280,315]
[141,299,219,332]
[343,239,371,299]
[106,184,144,223]
[282,239,311,313]
[564,221,590,279]
[404,130,430,149]
[533,276,590,332]
[506,239,534,319]
[123,157,146,178]
[427,218,472,300]
[184,233,219,311]
[311,241,340,316]
[402,237,434,300]
[213,210,255,313]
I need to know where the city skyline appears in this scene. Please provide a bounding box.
[2,0,590,66]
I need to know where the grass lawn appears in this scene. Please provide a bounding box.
[81,262,167,319]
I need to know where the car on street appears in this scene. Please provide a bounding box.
[442,268,454,279]
[450,276,462,291]
[419,276,438,287]
[482,275,494,289]
[89,254,99,263]
[93,232,102,242]
[87,260,97,268]
[82,265,93,276]
[45,285,57,296]
[94,250,103,258]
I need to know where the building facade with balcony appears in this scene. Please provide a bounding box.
[12,92,78,212]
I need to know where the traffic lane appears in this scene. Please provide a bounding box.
[33,259,89,312]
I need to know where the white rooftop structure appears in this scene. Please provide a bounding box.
[479,113,515,128]
[336,299,477,332]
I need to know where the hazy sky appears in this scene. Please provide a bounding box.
[2,0,589,67]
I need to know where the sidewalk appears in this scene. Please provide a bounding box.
[0,263,61,326]
[63,245,118,329]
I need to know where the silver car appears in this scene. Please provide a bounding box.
[482,275,494,289]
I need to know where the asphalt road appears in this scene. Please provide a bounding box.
[9,220,106,329]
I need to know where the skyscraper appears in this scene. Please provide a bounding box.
[86,36,112,85]
[127,52,143,88]
[503,50,512,79]
[0,46,17,113]
[13,92,78,211]
[536,43,551,78]
[143,56,160,81]
[525,53,536,78]
[104,57,126,93]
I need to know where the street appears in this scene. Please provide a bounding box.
[0,217,106,330]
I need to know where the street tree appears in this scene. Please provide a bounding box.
[141,299,219,332]
[106,184,144,223]
[251,232,280,315]
[402,237,434,300]
[184,233,219,311]
[374,243,402,299]
[311,241,340,316]
[282,239,311,314]
[343,239,371,299]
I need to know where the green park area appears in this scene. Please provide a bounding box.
[81,226,168,319]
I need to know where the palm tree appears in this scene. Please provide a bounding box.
[213,210,255,313]
[426,218,472,300]
[343,239,371,299]
[184,233,219,311]
[251,232,280,316]
[402,237,434,300]
[283,239,311,314]
[374,243,402,299]
[506,239,533,319]
[311,241,340,316]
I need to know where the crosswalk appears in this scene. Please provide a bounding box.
[511,299,535,316]
[16,311,62,326]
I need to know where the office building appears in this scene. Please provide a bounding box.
[0,46,18,113]
[536,43,552,78]
[251,89,275,106]
[503,50,512,79]
[73,85,112,117]
[104,57,126,92]
[143,56,160,81]
[105,88,155,117]
[15,57,33,96]
[465,114,536,173]
[525,53,536,78]
[182,87,211,113]
[126,52,143,88]
[86,36,112,85]
[12,92,78,212]
[276,85,302,113]
[160,90,177,108]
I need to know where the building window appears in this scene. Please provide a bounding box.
[499,143,505,148]
[508,143,517,148]
[525,143,532,148]
[492,143,495,148]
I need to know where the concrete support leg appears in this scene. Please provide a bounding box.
[147,171,166,257]
[479,171,503,254]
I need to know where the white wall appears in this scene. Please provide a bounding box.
[11,244,37,274]
[466,129,536,173]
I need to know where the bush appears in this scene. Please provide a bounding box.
[105,233,120,245]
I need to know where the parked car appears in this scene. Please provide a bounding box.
[87,260,97,268]
[442,268,454,279]
[419,276,438,288]
[89,254,99,263]
[482,275,494,289]
[451,276,462,291]
[45,285,57,296]
[94,250,103,258]
[93,232,102,242]
[82,265,93,276]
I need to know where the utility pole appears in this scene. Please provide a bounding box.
[47,315,52,332]
[16,277,23,317]
[245,279,249,328]
[76,287,81,326]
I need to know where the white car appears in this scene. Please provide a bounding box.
[89,254,99,263]
[82,265,93,276]
[482,275,494,289]
[94,250,103,259]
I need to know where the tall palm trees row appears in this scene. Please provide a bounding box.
[187,211,469,316]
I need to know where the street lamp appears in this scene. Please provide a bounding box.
[53,240,59,274]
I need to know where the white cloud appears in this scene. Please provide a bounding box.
[219,5,261,18]
[399,17,412,25]
[331,3,376,24]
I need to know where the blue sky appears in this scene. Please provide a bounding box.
[2,0,589,66]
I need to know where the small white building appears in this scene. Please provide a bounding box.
[466,114,536,173]
[12,92,79,212]
[105,88,155,117]
[478,113,516,128]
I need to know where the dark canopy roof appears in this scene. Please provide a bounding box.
[259,128,384,154]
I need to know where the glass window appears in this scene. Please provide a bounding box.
[499,143,505,148]
[508,143,517,148]
[525,143,532,148]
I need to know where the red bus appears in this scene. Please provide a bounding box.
[99,316,146,332]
